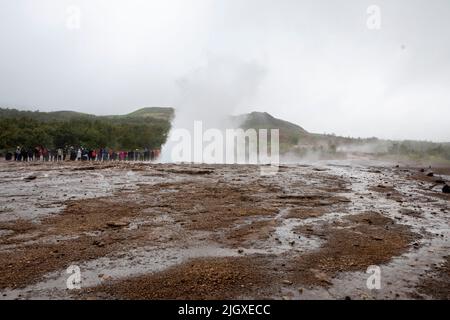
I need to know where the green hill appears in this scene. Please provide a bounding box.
[0,107,174,151]
[125,107,174,120]
[233,112,309,152]
[237,112,307,133]
[0,108,93,122]
[234,111,450,161]
[0,107,174,122]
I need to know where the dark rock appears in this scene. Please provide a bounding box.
[443,184,450,194]
[426,172,434,177]
[93,240,105,247]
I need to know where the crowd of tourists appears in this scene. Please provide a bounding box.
[3,146,161,162]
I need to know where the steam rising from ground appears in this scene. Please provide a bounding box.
[161,55,266,162]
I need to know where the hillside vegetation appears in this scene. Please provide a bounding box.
[0,107,174,151]
[1,107,449,162]
[236,112,450,162]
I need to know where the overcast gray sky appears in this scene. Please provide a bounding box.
[0,0,449,141]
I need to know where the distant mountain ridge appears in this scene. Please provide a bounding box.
[233,111,450,162]
[0,107,174,122]
[235,111,308,134]
[232,111,309,151]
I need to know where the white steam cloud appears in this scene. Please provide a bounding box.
[161,55,266,162]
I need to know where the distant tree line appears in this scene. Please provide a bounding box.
[388,141,450,160]
[0,115,171,152]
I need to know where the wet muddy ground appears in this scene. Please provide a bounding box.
[0,160,448,300]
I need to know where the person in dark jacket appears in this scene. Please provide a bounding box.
[21,149,27,161]
[70,148,77,161]
[27,149,34,161]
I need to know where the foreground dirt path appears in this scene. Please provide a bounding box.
[0,160,448,299]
